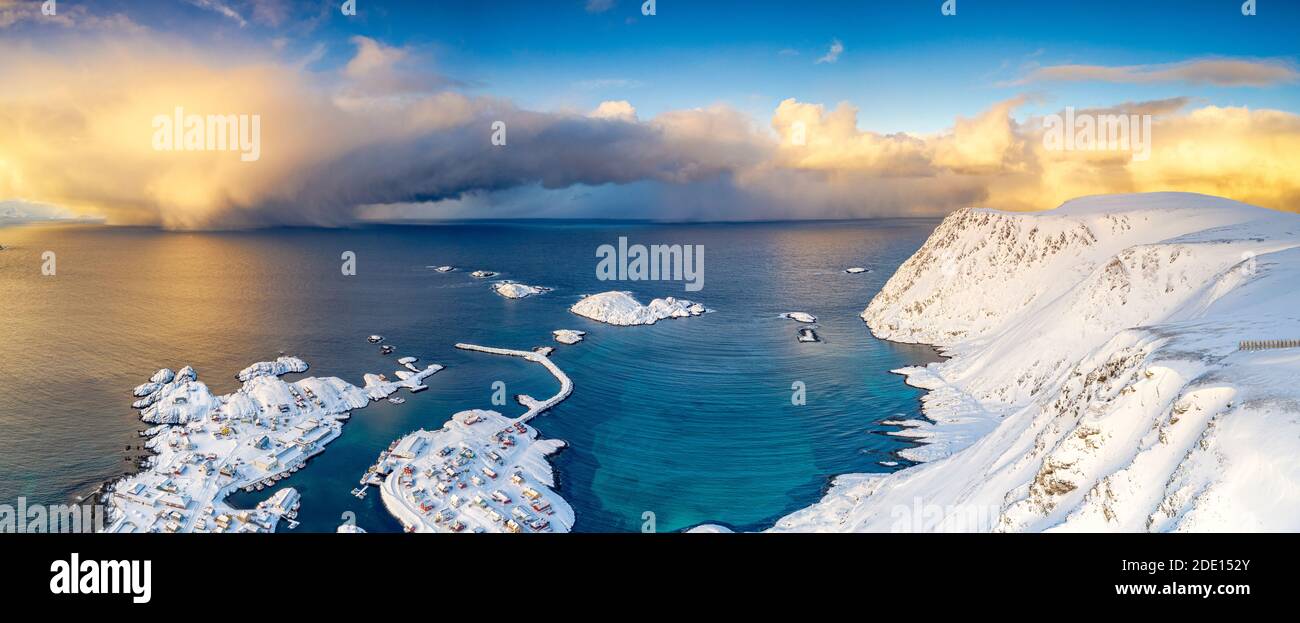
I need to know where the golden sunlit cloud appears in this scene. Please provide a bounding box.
[1,33,1298,229]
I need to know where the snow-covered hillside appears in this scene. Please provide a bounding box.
[773,192,1300,532]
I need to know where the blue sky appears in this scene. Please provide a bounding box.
[57,0,1300,130]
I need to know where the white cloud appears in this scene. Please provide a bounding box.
[589,100,638,121]
[815,39,843,64]
[1013,58,1298,87]
[185,0,247,27]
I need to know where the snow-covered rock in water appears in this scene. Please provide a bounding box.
[236,356,309,382]
[553,329,586,345]
[132,382,161,398]
[150,368,174,384]
[781,312,817,323]
[686,524,734,533]
[845,267,869,274]
[470,270,499,279]
[773,192,1300,533]
[569,291,709,326]
[337,524,366,533]
[493,281,550,299]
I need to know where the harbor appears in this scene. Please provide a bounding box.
[367,343,576,533]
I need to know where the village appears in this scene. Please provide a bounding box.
[103,354,443,533]
[365,343,576,533]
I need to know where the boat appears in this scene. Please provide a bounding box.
[367,335,384,343]
[387,397,406,405]
[797,328,820,343]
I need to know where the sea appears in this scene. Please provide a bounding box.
[0,219,941,532]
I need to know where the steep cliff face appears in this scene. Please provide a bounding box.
[774,192,1300,532]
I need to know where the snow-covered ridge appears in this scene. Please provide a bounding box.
[775,192,1300,532]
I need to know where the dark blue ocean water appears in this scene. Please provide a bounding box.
[0,220,939,532]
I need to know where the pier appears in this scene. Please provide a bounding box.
[454,343,574,423]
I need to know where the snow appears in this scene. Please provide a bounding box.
[552,329,586,345]
[362,363,445,401]
[493,281,551,299]
[150,368,174,384]
[569,291,709,326]
[772,192,1300,532]
[781,312,817,323]
[686,524,734,533]
[370,344,575,533]
[236,356,308,382]
[103,355,442,533]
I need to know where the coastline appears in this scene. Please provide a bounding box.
[771,192,1300,532]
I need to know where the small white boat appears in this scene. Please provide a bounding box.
[367,335,384,343]
[798,328,820,343]
[388,397,406,405]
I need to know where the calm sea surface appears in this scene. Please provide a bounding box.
[0,220,939,532]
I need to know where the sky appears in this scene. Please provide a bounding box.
[1,0,1298,228]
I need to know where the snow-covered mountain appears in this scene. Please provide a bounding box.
[772,192,1300,532]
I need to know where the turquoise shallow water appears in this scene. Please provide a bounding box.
[0,219,939,532]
